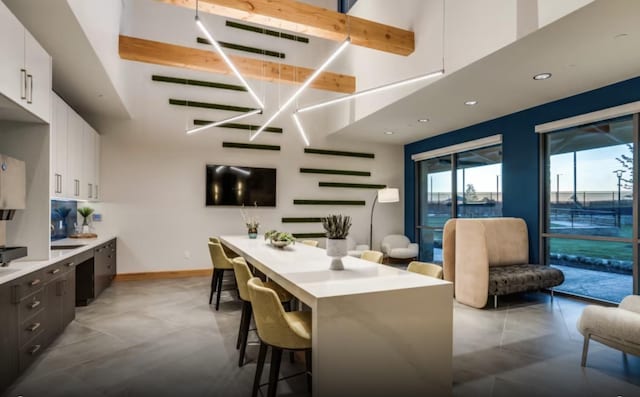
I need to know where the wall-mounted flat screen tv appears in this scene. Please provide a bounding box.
[205,165,276,207]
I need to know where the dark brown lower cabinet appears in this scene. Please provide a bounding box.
[0,282,19,392]
[76,239,117,306]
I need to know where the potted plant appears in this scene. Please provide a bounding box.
[77,206,95,234]
[264,230,296,248]
[240,203,260,239]
[322,214,351,270]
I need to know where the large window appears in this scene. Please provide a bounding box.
[542,115,638,303]
[415,139,502,262]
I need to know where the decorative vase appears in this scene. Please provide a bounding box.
[326,238,347,270]
[248,227,258,239]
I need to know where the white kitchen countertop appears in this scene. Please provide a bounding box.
[0,235,116,285]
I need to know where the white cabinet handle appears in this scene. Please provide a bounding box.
[20,69,27,100]
[27,74,33,104]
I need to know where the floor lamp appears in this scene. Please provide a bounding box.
[369,188,400,249]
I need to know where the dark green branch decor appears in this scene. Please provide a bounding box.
[282,217,323,223]
[194,119,282,133]
[319,182,386,189]
[292,232,327,238]
[293,199,366,206]
[152,75,246,91]
[226,21,309,43]
[304,148,375,159]
[169,99,256,113]
[197,37,285,59]
[223,142,281,151]
[300,168,370,177]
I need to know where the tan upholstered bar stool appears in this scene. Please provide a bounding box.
[360,250,384,264]
[407,261,444,279]
[300,240,319,247]
[209,236,238,258]
[232,258,293,367]
[208,241,237,310]
[248,277,312,397]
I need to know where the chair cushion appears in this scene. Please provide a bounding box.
[578,305,640,346]
[389,247,418,259]
[348,249,365,257]
[488,264,564,296]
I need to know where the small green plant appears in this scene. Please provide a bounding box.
[322,214,351,239]
[77,207,95,226]
[264,230,296,243]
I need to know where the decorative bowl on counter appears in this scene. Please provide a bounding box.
[264,230,296,249]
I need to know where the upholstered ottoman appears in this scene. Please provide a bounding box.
[489,264,565,297]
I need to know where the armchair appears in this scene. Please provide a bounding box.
[347,236,369,257]
[381,235,419,261]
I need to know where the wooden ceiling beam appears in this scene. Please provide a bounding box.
[157,0,415,56]
[119,35,356,94]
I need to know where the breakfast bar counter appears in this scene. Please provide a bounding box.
[221,235,453,397]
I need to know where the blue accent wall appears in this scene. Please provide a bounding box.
[404,76,640,263]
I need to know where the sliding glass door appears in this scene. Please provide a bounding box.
[542,115,638,302]
[416,143,502,262]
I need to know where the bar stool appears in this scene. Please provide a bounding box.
[232,257,293,367]
[248,277,312,397]
[209,236,238,258]
[300,240,319,247]
[208,241,237,310]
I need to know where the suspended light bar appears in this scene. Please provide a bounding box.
[250,38,351,142]
[292,113,310,146]
[195,16,264,109]
[297,69,444,113]
[186,109,262,135]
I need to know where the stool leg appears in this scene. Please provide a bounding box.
[494,295,498,309]
[581,334,590,367]
[267,347,283,397]
[238,302,253,367]
[305,349,312,392]
[215,269,224,311]
[237,301,247,350]
[209,269,218,304]
[252,342,268,397]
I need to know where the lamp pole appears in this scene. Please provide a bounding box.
[614,169,624,227]
[556,174,561,204]
[369,195,378,249]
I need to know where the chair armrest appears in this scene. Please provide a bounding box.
[355,244,369,251]
[454,219,490,308]
[620,295,640,314]
[408,243,419,254]
[381,244,391,255]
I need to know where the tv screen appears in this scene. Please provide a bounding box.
[206,165,276,207]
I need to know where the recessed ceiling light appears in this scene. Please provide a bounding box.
[533,72,552,80]
[418,118,430,123]
[384,131,395,135]
[464,100,478,106]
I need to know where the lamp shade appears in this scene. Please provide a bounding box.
[378,188,399,203]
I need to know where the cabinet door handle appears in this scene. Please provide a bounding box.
[58,174,62,193]
[28,322,41,332]
[20,69,27,99]
[29,344,41,355]
[29,279,41,287]
[26,74,33,104]
[95,185,99,199]
[30,300,41,309]
[66,261,75,268]
[88,183,93,199]
[50,268,61,275]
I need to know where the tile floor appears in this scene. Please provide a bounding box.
[2,277,639,397]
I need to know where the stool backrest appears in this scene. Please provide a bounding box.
[361,250,383,264]
[300,240,319,247]
[232,257,252,302]
[208,242,234,270]
[407,261,443,279]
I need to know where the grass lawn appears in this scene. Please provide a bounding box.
[549,226,633,261]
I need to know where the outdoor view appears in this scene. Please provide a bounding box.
[417,145,502,262]
[546,116,634,303]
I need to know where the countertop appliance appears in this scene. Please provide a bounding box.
[0,153,27,266]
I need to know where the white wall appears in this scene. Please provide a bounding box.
[89,0,404,274]
[537,0,594,28]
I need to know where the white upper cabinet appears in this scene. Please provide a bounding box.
[0,1,51,123]
[82,124,96,200]
[51,93,68,198]
[66,108,84,200]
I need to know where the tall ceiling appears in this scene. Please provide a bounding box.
[332,0,640,144]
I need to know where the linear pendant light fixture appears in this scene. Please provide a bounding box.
[296,69,444,113]
[186,109,262,135]
[250,38,351,142]
[291,113,310,146]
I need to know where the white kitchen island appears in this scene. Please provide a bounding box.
[220,235,453,397]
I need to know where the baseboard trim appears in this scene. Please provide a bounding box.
[114,268,213,282]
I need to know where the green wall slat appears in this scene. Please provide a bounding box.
[300,168,370,177]
[319,182,386,189]
[293,199,366,206]
[194,119,282,133]
[226,20,309,43]
[169,99,256,113]
[152,75,246,91]
[293,233,326,238]
[223,142,281,151]
[282,217,323,223]
[197,37,285,59]
[304,148,375,159]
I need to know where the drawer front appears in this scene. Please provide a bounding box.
[19,308,45,348]
[44,259,76,283]
[18,289,45,322]
[13,270,45,301]
[19,332,46,372]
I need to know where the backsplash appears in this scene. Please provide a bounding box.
[51,200,77,240]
